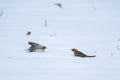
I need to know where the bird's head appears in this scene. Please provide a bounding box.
[71,48,77,52]
[43,46,47,49]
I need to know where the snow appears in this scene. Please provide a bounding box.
[0,0,120,80]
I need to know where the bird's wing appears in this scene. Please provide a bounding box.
[78,51,88,56]
[28,42,41,47]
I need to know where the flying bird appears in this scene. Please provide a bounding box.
[71,48,96,58]
[28,42,47,52]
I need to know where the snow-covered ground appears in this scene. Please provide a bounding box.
[0,0,120,80]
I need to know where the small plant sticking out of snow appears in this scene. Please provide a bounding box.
[50,32,56,37]
[93,51,97,53]
[54,3,63,8]
[26,31,31,36]
[8,57,13,59]
[44,19,47,27]
[117,39,120,41]
[92,6,96,11]
[0,9,3,16]
[117,45,120,50]
[111,52,114,56]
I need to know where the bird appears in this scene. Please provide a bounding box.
[28,41,47,52]
[71,48,96,58]
[54,3,62,8]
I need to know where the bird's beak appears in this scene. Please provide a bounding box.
[71,49,73,51]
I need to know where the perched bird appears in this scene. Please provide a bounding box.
[28,42,47,52]
[54,3,62,8]
[71,48,96,58]
[26,31,31,36]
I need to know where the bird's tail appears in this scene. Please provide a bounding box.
[87,55,96,58]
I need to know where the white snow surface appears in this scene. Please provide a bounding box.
[0,0,120,80]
